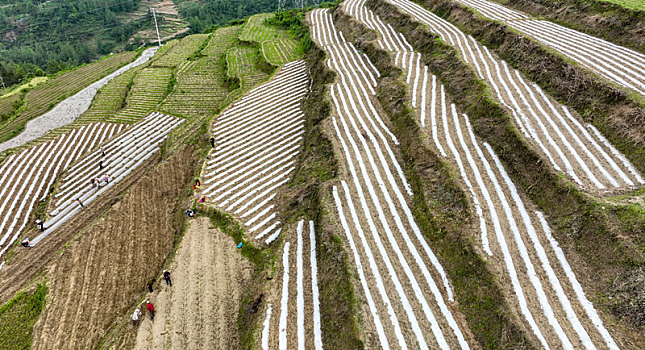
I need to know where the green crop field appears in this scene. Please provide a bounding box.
[202,26,243,56]
[108,67,174,123]
[160,27,241,118]
[0,284,47,350]
[80,67,141,122]
[150,34,210,68]
[0,52,137,143]
[262,39,301,66]
[239,14,288,42]
[226,47,270,89]
[597,0,645,10]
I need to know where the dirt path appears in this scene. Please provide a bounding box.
[127,217,252,350]
[28,146,195,350]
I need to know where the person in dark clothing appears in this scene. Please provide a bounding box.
[77,198,85,209]
[210,137,215,148]
[147,279,155,293]
[35,219,44,232]
[21,238,32,248]
[163,270,172,286]
[146,301,155,321]
[99,160,103,170]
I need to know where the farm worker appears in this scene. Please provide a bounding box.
[147,279,155,293]
[35,219,44,232]
[131,308,142,327]
[195,179,201,188]
[21,238,32,248]
[146,301,155,321]
[100,147,105,157]
[186,209,195,217]
[103,174,110,183]
[99,160,103,170]
[77,198,85,209]
[210,137,215,148]
[163,270,172,286]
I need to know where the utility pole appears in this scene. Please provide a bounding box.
[151,7,162,46]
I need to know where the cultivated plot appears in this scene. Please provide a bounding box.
[112,67,173,122]
[32,113,183,246]
[344,0,623,348]
[310,9,471,349]
[385,0,644,192]
[262,220,323,350]
[451,0,645,96]
[0,122,125,258]
[203,61,308,245]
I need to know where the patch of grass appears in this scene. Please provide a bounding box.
[596,0,645,11]
[0,283,48,350]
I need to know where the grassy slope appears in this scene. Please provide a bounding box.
[0,283,47,350]
[368,0,645,340]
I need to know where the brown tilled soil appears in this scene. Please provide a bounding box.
[27,146,196,350]
[113,217,252,350]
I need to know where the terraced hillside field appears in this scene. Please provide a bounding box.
[0,48,158,153]
[444,0,645,97]
[239,13,303,66]
[310,9,474,349]
[159,26,241,118]
[0,123,125,258]
[381,0,644,193]
[203,61,308,245]
[226,46,271,89]
[342,0,635,348]
[0,52,138,145]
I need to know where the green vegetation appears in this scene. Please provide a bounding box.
[0,0,146,86]
[226,47,271,88]
[111,67,173,122]
[81,68,139,121]
[173,0,299,34]
[160,27,241,119]
[597,0,645,10]
[0,51,137,143]
[262,40,300,65]
[150,34,210,68]
[240,14,288,42]
[1,77,48,98]
[0,283,48,350]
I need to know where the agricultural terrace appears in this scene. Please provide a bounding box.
[262,39,301,66]
[597,0,645,10]
[202,26,243,56]
[80,67,141,122]
[0,94,21,119]
[0,52,137,143]
[239,13,288,42]
[160,28,241,118]
[110,67,173,123]
[226,47,270,89]
[239,13,302,66]
[150,34,210,68]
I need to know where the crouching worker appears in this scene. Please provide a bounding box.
[21,238,33,248]
[186,209,195,217]
[131,308,142,327]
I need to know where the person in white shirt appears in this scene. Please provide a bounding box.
[131,308,142,327]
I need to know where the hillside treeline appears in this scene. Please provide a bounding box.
[0,0,146,87]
